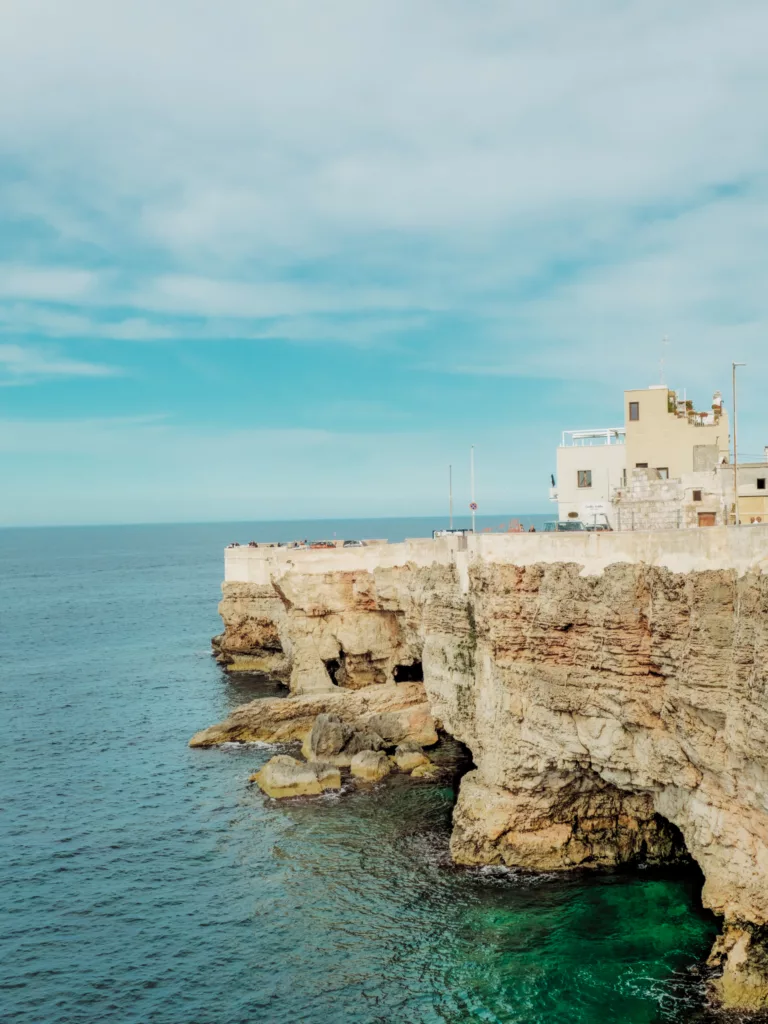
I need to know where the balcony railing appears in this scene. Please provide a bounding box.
[560,428,626,447]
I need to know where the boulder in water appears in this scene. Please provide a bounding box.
[350,750,391,782]
[302,713,385,766]
[250,755,341,798]
[394,741,430,772]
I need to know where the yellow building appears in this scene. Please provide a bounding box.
[735,462,768,524]
[624,385,730,478]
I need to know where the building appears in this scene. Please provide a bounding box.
[552,383,763,530]
[735,456,768,524]
[624,385,729,477]
[552,429,626,528]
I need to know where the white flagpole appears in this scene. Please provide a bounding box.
[449,464,453,529]
[470,445,476,533]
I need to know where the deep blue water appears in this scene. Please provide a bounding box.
[1,519,721,1024]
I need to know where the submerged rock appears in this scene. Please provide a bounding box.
[250,755,341,798]
[350,750,391,782]
[410,762,443,779]
[394,741,430,772]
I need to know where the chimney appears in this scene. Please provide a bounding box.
[764,445,768,464]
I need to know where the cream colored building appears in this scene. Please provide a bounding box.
[624,385,730,478]
[735,458,768,523]
[552,384,757,530]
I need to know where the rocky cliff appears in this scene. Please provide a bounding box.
[208,550,768,1011]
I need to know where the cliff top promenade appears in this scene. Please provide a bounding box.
[225,524,768,585]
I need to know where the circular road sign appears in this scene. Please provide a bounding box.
[469,502,478,511]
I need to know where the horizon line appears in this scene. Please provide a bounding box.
[0,510,552,531]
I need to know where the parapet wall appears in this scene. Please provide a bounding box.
[225,524,768,586]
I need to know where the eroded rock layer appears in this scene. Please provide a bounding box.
[208,556,768,1009]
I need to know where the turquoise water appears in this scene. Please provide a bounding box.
[1,520,721,1023]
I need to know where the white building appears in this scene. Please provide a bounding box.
[550,383,764,530]
[551,428,626,528]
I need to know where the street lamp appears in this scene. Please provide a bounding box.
[732,361,746,526]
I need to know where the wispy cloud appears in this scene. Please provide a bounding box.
[1,2,768,520]
[0,344,121,384]
[0,265,97,302]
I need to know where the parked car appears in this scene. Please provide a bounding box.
[343,539,366,547]
[309,540,336,549]
[585,523,613,531]
[543,520,587,532]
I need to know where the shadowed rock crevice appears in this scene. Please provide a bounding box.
[323,658,341,685]
[394,661,424,683]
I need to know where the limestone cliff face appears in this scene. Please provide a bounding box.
[216,565,449,692]
[213,554,768,1009]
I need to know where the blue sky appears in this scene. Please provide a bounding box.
[2,0,768,526]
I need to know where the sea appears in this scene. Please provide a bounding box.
[0,517,726,1024]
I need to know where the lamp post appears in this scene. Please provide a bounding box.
[732,361,746,526]
[448,464,453,530]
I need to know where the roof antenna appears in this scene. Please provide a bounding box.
[660,335,669,386]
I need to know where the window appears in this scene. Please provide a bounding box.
[629,401,639,421]
[636,463,648,469]
[657,467,669,479]
[758,479,766,490]
[693,489,702,502]
[577,470,592,488]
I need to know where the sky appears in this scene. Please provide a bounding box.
[2,0,768,526]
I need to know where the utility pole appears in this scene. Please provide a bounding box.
[470,445,476,534]
[732,361,746,526]
[448,464,453,530]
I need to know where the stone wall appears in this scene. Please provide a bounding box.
[613,468,728,531]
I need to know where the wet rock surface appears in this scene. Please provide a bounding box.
[393,741,430,772]
[249,755,341,799]
[350,749,392,782]
[189,682,432,747]
[301,713,386,766]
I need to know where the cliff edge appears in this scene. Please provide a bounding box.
[203,532,768,1010]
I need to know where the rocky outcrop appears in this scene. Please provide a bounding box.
[216,566,447,691]
[709,924,768,1010]
[301,713,385,766]
[451,770,687,869]
[249,755,341,798]
[394,741,430,772]
[350,749,391,782]
[188,681,431,747]
[207,549,768,1010]
[213,582,290,678]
